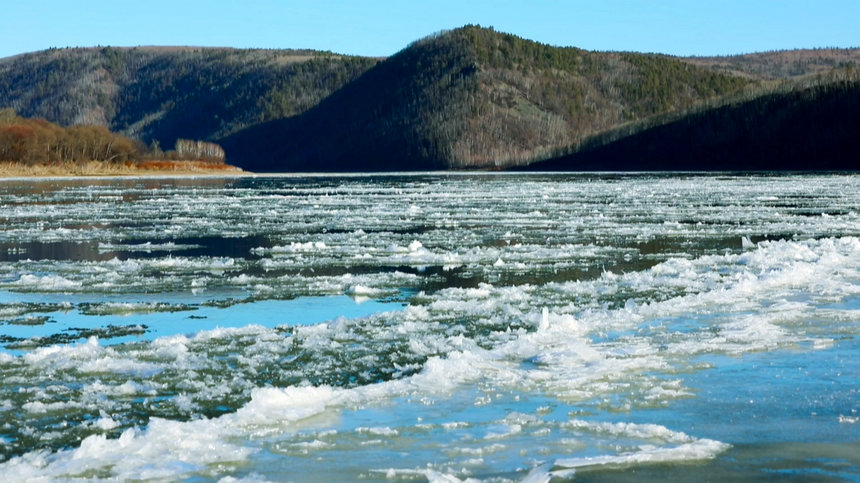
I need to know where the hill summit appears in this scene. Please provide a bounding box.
[222,25,754,171]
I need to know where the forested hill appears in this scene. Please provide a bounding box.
[2,26,858,171]
[522,75,860,171]
[222,26,755,171]
[682,48,860,80]
[0,46,378,152]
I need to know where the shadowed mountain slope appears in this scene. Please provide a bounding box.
[521,76,860,171]
[222,26,754,171]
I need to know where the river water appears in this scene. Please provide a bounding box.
[0,173,857,481]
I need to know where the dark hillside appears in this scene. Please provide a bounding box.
[522,77,860,171]
[221,31,480,171]
[222,26,753,171]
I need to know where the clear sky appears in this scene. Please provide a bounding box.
[1,0,857,59]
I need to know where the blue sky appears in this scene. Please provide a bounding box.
[1,0,857,59]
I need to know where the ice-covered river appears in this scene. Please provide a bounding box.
[0,173,857,481]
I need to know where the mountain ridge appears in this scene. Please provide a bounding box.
[222,26,760,170]
[2,26,858,171]
[0,46,378,149]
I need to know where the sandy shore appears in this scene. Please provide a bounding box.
[0,160,249,178]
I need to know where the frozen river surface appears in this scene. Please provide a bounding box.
[0,173,857,481]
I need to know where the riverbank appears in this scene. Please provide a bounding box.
[0,160,247,178]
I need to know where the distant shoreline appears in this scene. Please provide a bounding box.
[0,160,249,178]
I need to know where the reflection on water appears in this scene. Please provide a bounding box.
[0,235,279,264]
[0,240,106,262]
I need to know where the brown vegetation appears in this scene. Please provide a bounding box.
[0,109,138,164]
[0,160,243,177]
[0,109,238,175]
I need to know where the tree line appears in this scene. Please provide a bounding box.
[0,109,225,165]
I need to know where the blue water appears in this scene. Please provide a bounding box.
[0,173,857,481]
[0,291,405,355]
